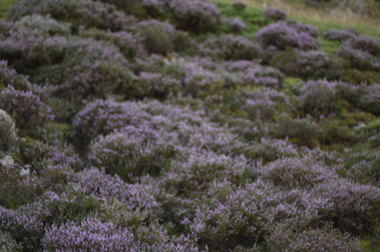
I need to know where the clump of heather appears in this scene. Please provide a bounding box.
[0,109,17,154]
[344,150,380,186]
[223,18,247,32]
[15,14,71,36]
[347,35,380,56]
[88,131,171,181]
[232,1,247,11]
[0,230,22,251]
[323,28,358,42]
[336,45,376,70]
[0,86,53,130]
[136,72,179,99]
[271,114,320,148]
[297,80,345,118]
[187,180,277,250]
[241,138,298,163]
[170,0,221,33]
[0,61,33,91]
[0,20,15,39]
[256,21,320,50]
[266,224,361,252]
[271,50,344,80]
[359,84,380,116]
[72,99,150,147]
[311,179,380,234]
[78,28,145,59]
[261,155,336,188]
[163,152,250,198]
[9,0,137,31]
[264,7,287,21]
[141,0,166,17]
[200,35,261,60]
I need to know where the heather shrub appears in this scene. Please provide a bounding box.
[347,35,380,56]
[140,0,166,17]
[0,61,33,91]
[266,224,361,252]
[359,84,380,116]
[15,14,71,36]
[312,179,380,234]
[0,206,44,250]
[271,50,344,80]
[264,7,287,21]
[0,231,22,252]
[88,131,172,182]
[323,29,358,42]
[139,26,174,55]
[0,21,15,39]
[200,35,261,60]
[256,21,319,50]
[241,138,298,163]
[271,114,320,147]
[170,0,221,33]
[79,29,145,59]
[232,1,247,11]
[336,46,375,70]
[72,99,150,147]
[297,80,344,117]
[0,109,17,154]
[163,152,249,198]
[344,150,380,186]
[9,0,137,31]
[223,18,247,32]
[188,180,276,250]
[0,86,53,130]
[136,72,180,99]
[262,155,336,188]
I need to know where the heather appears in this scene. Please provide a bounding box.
[0,0,380,251]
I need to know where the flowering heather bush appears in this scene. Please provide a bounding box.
[136,72,179,99]
[241,138,298,163]
[232,1,247,11]
[256,21,320,50]
[0,231,22,251]
[0,86,53,130]
[312,179,380,234]
[242,65,284,88]
[0,61,33,91]
[163,152,249,198]
[170,0,221,33]
[0,206,44,249]
[336,45,375,70]
[323,28,358,42]
[345,150,380,186]
[297,80,344,117]
[10,0,137,31]
[72,99,150,146]
[347,35,380,56]
[188,180,276,250]
[200,35,261,61]
[88,131,171,181]
[262,155,336,188]
[79,28,146,59]
[271,50,344,80]
[15,14,71,36]
[0,109,17,154]
[264,7,287,21]
[223,18,247,32]
[266,224,361,251]
[0,20,14,39]
[271,114,320,147]
[141,0,166,17]
[359,84,380,116]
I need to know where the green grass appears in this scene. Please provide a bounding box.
[0,0,18,19]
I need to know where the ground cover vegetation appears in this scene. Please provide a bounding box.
[0,0,379,251]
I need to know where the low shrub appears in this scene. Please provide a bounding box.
[200,35,261,61]
[0,61,33,91]
[0,86,53,130]
[232,1,247,11]
[323,28,358,42]
[15,14,71,36]
[347,35,380,56]
[223,18,247,32]
[0,231,22,252]
[271,50,344,80]
[0,109,17,154]
[264,7,287,21]
[359,84,380,116]
[336,46,375,70]
[256,21,319,50]
[170,0,221,33]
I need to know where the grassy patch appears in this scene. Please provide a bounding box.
[0,0,18,19]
